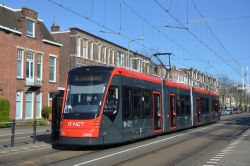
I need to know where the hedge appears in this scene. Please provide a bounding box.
[0,98,10,128]
[42,106,52,119]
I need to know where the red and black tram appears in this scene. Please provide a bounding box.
[54,66,220,145]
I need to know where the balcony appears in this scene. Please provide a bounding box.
[25,79,43,92]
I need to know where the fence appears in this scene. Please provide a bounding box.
[0,119,50,147]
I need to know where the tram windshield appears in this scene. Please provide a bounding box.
[63,67,112,118]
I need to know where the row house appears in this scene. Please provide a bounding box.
[51,27,154,88]
[0,5,61,120]
[168,67,218,92]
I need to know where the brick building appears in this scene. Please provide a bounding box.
[51,27,155,88]
[0,5,61,120]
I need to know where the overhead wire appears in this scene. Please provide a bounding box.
[47,0,156,55]
[154,0,241,75]
[120,0,209,65]
[191,0,241,68]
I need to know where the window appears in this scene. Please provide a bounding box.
[37,53,42,80]
[25,92,33,119]
[103,47,107,64]
[77,37,81,57]
[117,52,124,67]
[176,95,191,116]
[36,92,42,118]
[142,90,152,117]
[200,98,209,114]
[48,92,53,106]
[82,39,88,59]
[133,89,141,118]
[17,49,24,78]
[104,87,119,120]
[49,56,56,82]
[98,45,102,62]
[26,19,35,38]
[123,87,132,119]
[16,91,23,119]
[89,41,94,60]
[107,48,110,65]
[26,51,34,84]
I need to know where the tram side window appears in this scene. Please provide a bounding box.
[212,100,219,112]
[143,90,152,117]
[123,87,132,119]
[200,98,209,114]
[185,96,191,115]
[176,97,185,116]
[104,86,119,113]
[133,89,141,118]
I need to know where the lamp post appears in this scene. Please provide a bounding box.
[127,37,144,69]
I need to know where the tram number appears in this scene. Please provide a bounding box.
[123,120,132,128]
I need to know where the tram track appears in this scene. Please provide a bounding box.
[107,124,248,166]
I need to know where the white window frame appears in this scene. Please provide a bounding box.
[82,39,88,59]
[17,48,24,79]
[16,91,23,120]
[104,47,107,64]
[98,44,102,62]
[26,19,35,38]
[36,92,42,118]
[77,37,81,57]
[36,53,43,81]
[48,92,53,106]
[107,48,110,66]
[89,41,94,60]
[26,51,35,84]
[49,55,57,83]
[25,92,34,119]
[111,50,115,66]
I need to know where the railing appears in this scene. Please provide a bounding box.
[0,119,49,147]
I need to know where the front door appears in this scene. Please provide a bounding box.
[153,91,162,132]
[169,94,176,128]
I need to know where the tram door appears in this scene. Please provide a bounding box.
[196,98,201,123]
[169,94,176,128]
[153,92,162,132]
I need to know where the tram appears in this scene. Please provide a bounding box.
[55,66,219,145]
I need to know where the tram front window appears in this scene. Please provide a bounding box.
[63,67,112,119]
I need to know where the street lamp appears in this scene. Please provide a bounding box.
[127,37,144,69]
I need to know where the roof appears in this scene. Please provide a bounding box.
[0,4,59,45]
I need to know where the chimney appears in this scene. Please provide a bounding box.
[51,24,60,32]
[51,16,60,32]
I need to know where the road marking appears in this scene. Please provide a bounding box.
[73,123,223,166]
[203,165,214,166]
[215,154,224,157]
[206,161,217,164]
[213,156,223,159]
[210,158,220,161]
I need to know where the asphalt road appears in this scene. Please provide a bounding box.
[0,113,249,166]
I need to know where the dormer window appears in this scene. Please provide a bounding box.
[27,19,35,38]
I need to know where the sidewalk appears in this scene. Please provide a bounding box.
[0,125,51,137]
[203,128,250,166]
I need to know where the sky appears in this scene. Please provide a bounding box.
[1,0,250,83]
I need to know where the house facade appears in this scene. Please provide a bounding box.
[51,27,155,88]
[0,5,61,120]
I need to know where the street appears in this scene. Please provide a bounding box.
[0,113,250,166]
